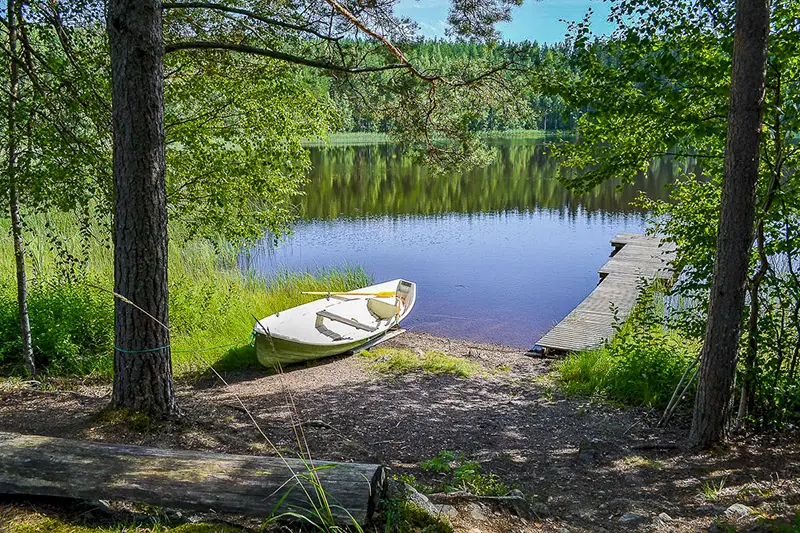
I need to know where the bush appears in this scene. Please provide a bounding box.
[0,278,114,376]
[556,282,700,409]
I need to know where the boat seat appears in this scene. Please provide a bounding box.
[367,298,398,319]
[316,309,378,332]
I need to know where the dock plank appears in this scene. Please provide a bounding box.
[535,234,675,354]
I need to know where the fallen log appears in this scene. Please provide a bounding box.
[0,432,385,526]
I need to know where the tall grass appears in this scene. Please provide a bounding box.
[556,283,701,409]
[0,212,370,378]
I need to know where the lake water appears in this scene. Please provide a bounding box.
[242,138,680,348]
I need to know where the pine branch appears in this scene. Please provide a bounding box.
[164,41,408,73]
[161,2,340,42]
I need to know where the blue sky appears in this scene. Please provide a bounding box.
[395,0,614,44]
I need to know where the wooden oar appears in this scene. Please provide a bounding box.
[301,291,397,298]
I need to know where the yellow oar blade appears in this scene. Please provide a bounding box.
[301,291,397,298]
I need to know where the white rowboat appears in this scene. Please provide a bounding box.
[253,279,416,367]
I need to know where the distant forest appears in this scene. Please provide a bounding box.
[311,40,578,133]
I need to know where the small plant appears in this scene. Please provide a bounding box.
[420,451,509,496]
[420,450,458,473]
[702,476,728,502]
[391,473,425,493]
[707,519,736,533]
[449,461,508,496]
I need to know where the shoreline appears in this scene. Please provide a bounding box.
[1,332,798,533]
[301,129,572,147]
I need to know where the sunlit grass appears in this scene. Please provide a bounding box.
[0,508,246,533]
[358,348,482,378]
[620,455,666,470]
[554,282,700,409]
[0,212,370,377]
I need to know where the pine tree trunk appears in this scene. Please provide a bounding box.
[108,0,176,415]
[6,0,35,377]
[690,0,770,448]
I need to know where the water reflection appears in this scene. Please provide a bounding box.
[301,139,677,220]
[245,139,683,347]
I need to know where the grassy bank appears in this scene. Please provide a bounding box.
[0,213,369,378]
[480,128,569,138]
[303,132,391,146]
[555,284,700,409]
[302,129,571,147]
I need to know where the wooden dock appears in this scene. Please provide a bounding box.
[534,233,676,355]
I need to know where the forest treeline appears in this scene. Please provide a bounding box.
[310,39,579,133]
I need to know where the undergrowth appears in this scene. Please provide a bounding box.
[419,451,509,496]
[556,282,700,409]
[357,349,482,378]
[0,212,370,378]
[0,509,247,533]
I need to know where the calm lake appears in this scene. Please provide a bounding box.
[242,138,680,348]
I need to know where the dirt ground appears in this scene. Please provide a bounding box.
[0,332,798,532]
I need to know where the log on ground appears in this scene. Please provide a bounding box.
[0,432,386,526]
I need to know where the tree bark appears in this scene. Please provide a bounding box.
[690,0,770,448]
[108,0,176,415]
[6,0,35,377]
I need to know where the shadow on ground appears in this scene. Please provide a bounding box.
[1,333,798,533]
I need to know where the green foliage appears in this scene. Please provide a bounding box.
[164,52,334,245]
[557,348,615,399]
[358,349,482,378]
[0,213,369,377]
[0,11,112,215]
[321,40,576,136]
[4,3,338,245]
[0,278,114,376]
[420,451,459,473]
[545,0,800,429]
[420,451,509,496]
[557,283,700,408]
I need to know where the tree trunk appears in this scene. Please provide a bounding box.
[0,432,387,526]
[690,0,770,448]
[108,0,176,415]
[6,0,35,377]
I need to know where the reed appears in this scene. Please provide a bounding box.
[0,212,370,377]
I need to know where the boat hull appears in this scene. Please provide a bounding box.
[253,279,415,368]
[255,329,388,367]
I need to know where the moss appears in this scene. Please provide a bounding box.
[169,525,245,533]
[92,408,152,432]
[621,455,665,470]
[378,499,454,533]
[2,511,245,533]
